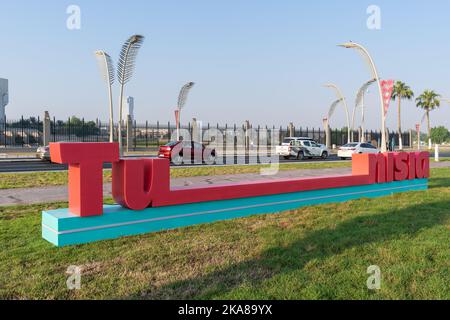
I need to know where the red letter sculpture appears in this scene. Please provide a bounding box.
[112,158,170,210]
[50,142,119,216]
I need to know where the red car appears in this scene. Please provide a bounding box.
[158,141,217,164]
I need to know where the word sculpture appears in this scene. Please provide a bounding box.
[42,143,429,246]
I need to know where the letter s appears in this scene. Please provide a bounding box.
[394,152,409,181]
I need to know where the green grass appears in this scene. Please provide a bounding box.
[0,161,350,190]
[0,168,449,299]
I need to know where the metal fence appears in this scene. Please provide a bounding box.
[0,116,411,150]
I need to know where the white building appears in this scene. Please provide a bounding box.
[122,96,134,121]
[0,78,8,122]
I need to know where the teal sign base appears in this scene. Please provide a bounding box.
[42,179,428,247]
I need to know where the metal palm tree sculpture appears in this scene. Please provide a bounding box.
[391,81,414,150]
[324,83,351,143]
[352,79,376,142]
[117,34,145,154]
[328,98,344,120]
[176,82,195,140]
[416,90,441,149]
[94,51,115,142]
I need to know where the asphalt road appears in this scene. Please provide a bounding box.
[1,152,448,173]
[0,155,344,173]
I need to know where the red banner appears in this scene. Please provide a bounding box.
[381,80,394,117]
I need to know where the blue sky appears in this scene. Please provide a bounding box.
[1,0,450,130]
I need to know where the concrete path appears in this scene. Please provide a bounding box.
[0,167,351,206]
[0,162,448,206]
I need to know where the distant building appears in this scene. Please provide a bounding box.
[0,78,8,122]
[122,96,134,122]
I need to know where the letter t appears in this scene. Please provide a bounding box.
[50,143,119,217]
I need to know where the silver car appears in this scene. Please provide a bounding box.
[275,137,329,160]
[36,146,51,161]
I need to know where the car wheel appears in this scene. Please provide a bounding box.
[321,151,328,159]
[297,151,304,160]
[172,153,183,165]
[340,157,346,160]
[205,153,216,164]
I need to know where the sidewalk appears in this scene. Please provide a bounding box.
[0,167,351,206]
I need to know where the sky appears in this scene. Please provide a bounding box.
[1,0,450,130]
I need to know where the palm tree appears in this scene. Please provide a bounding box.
[415,90,441,149]
[391,81,414,150]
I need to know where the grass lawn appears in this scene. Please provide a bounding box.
[0,168,448,300]
[0,161,350,190]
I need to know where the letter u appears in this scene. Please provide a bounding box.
[112,158,170,210]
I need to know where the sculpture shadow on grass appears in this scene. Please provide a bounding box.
[128,197,449,300]
[428,177,450,189]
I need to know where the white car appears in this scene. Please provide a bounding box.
[275,137,329,160]
[337,142,380,160]
[36,145,51,161]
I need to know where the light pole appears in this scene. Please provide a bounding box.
[322,117,331,149]
[324,83,351,144]
[352,79,376,142]
[176,82,195,141]
[338,42,387,152]
[94,51,115,143]
[0,78,8,123]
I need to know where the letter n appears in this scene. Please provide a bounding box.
[374,153,390,183]
[384,153,394,182]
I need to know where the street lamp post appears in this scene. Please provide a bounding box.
[322,117,331,149]
[324,83,351,144]
[338,42,387,152]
